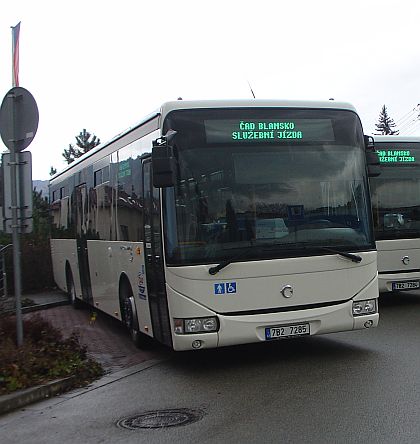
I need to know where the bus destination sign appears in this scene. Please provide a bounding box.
[204,119,335,143]
[376,148,416,164]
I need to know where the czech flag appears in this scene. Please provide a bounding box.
[12,22,20,87]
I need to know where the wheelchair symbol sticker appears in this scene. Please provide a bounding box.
[226,282,237,293]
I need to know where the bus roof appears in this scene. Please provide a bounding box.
[159,99,358,119]
[373,135,420,142]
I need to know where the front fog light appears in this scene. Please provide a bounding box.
[352,299,377,316]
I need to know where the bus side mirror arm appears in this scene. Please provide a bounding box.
[152,130,178,188]
[364,135,381,177]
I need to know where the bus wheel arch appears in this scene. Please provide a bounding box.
[119,274,151,348]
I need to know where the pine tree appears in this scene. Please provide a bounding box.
[62,129,101,164]
[75,129,100,155]
[374,105,399,135]
[62,144,79,164]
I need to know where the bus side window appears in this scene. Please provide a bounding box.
[117,145,144,242]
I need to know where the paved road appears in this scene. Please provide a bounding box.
[1,291,419,444]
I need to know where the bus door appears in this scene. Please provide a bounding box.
[74,183,93,304]
[142,159,172,347]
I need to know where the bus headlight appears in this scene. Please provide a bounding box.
[352,299,377,316]
[174,317,219,334]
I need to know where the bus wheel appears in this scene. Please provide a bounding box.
[66,268,82,309]
[119,279,152,349]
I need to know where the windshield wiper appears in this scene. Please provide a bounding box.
[208,246,255,275]
[208,243,362,275]
[317,247,362,263]
[262,243,363,263]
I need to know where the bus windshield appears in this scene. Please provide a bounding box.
[371,141,420,240]
[162,108,374,266]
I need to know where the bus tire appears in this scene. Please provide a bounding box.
[119,277,152,349]
[66,266,82,309]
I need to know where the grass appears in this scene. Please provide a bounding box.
[0,314,104,395]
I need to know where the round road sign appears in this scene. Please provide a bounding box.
[0,86,39,152]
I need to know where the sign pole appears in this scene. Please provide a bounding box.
[0,86,39,348]
[9,91,23,346]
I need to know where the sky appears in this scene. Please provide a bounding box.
[1,0,420,180]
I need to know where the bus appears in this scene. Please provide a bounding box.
[370,135,420,292]
[49,99,380,351]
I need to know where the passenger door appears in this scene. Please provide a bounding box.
[74,184,93,304]
[142,158,172,347]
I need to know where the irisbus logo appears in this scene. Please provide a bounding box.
[402,256,410,265]
[281,285,294,298]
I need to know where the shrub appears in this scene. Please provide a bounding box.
[0,314,104,395]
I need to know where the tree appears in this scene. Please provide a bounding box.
[374,105,399,135]
[49,166,57,176]
[31,188,50,240]
[62,144,79,164]
[76,128,100,153]
[62,129,101,164]
[0,189,54,295]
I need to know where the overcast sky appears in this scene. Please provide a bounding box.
[1,0,420,180]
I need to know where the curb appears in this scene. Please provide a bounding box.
[2,299,69,316]
[22,299,69,313]
[0,376,77,416]
[0,359,166,416]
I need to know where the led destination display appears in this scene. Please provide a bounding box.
[204,119,335,143]
[377,147,417,164]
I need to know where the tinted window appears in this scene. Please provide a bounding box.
[371,142,420,240]
[162,108,374,265]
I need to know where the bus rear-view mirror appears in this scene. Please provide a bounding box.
[364,135,381,177]
[152,141,177,188]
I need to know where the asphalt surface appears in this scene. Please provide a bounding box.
[0,290,419,444]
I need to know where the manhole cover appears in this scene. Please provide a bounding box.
[116,408,204,429]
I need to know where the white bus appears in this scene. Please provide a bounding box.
[50,100,379,351]
[370,135,420,292]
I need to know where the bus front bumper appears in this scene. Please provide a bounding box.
[171,299,379,351]
[378,271,420,293]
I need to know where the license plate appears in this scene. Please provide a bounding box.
[392,281,420,290]
[265,323,310,340]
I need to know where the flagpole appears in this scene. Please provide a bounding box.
[11,22,20,88]
[11,26,14,87]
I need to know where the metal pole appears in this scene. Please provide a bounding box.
[9,91,23,346]
[0,244,12,299]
